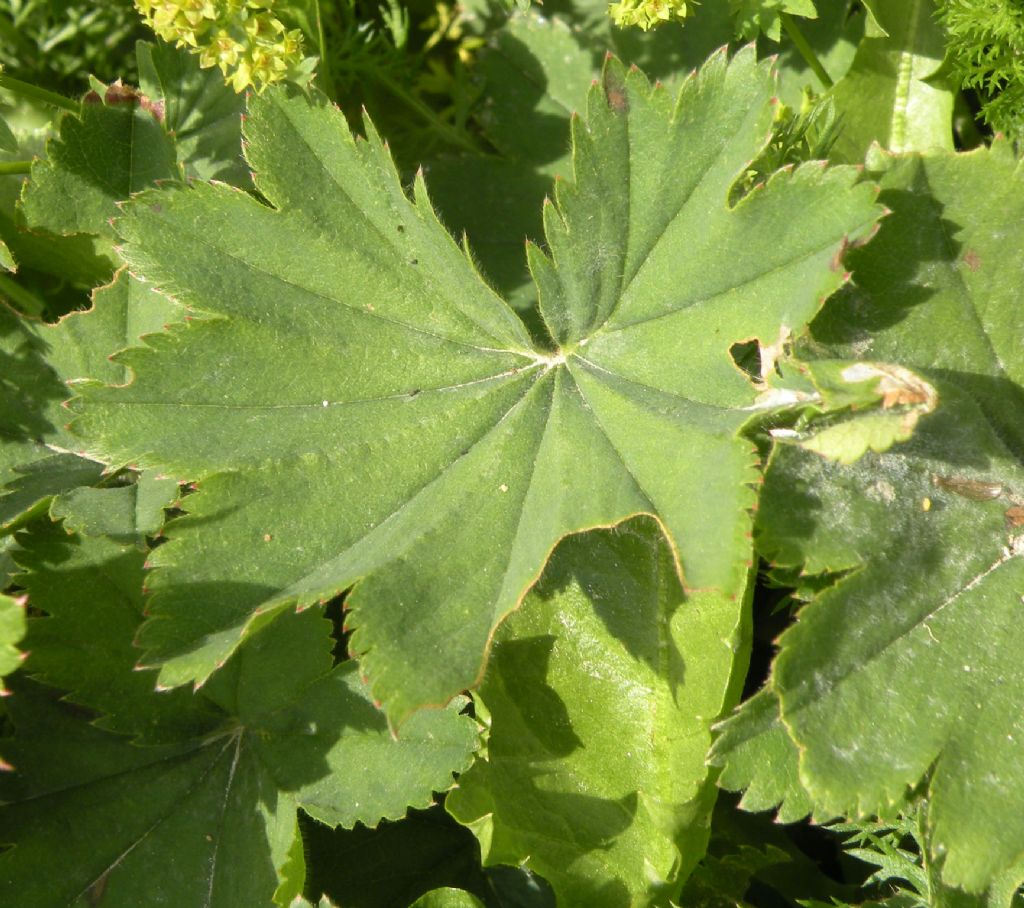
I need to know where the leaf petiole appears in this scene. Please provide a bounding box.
[781,13,834,89]
[0,272,45,317]
[0,73,79,113]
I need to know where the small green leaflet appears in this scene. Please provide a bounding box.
[448,519,745,907]
[74,47,881,723]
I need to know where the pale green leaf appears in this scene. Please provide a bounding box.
[0,237,13,271]
[757,146,1024,891]
[73,48,881,723]
[448,519,747,907]
[827,0,953,162]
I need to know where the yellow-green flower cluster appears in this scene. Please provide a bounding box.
[133,0,304,92]
[609,0,695,30]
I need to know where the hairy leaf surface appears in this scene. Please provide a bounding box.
[74,47,880,722]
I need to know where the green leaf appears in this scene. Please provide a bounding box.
[73,48,881,723]
[709,688,815,824]
[447,519,748,907]
[0,591,25,695]
[752,147,1024,892]
[426,10,592,313]
[20,85,179,254]
[47,268,184,388]
[0,305,70,488]
[827,0,953,163]
[409,890,486,908]
[0,453,105,532]
[135,39,249,186]
[770,0,864,104]
[0,605,478,907]
[0,238,13,272]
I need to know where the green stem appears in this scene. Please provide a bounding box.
[313,0,337,101]
[0,73,79,113]
[781,13,833,90]
[0,272,46,317]
[0,160,31,175]
[367,68,480,154]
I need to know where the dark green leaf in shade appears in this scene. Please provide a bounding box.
[73,48,880,724]
[0,453,105,532]
[0,271,183,533]
[0,606,478,907]
[731,0,816,43]
[13,521,218,743]
[136,39,249,186]
[447,519,750,907]
[426,11,592,314]
[0,304,71,489]
[827,0,953,163]
[757,144,1024,892]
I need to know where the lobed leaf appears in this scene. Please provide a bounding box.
[73,47,881,723]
